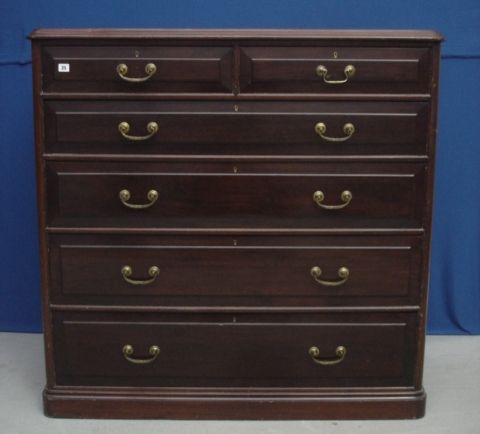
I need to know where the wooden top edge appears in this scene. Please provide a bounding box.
[29,28,444,41]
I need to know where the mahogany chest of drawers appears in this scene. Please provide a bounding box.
[30,28,442,419]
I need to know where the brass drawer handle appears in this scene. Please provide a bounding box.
[313,190,352,209]
[119,189,158,209]
[310,266,349,286]
[314,122,355,142]
[316,64,355,84]
[116,63,157,82]
[308,346,347,366]
[122,344,160,364]
[118,121,159,141]
[121,265,160,285]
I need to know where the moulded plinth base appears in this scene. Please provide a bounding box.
[43,387,426,419]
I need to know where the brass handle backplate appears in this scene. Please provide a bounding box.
[308,346,347,366]
[122,344,160,364]
[119,189,158,209]
[315,122,355,142]
[313,190,352,210]
[116,63,157,82]
[316,64,355,84]
[121,265,160,285]
[118,121,159,141]
[310,266,350,286]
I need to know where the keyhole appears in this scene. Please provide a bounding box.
[233,104,239,112]
[233,166,238,173]
[333,51,338,59]
[134,50,140,58]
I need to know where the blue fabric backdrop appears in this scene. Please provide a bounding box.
[1,0,479,334]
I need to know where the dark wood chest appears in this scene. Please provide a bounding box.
[30,28,442,419]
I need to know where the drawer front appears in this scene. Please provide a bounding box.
[53,312,417,387]
[44,101,430,156]
[46,162,425,229]
[42,46,234,93]
[239,46,432,94]
[49,234,422,306]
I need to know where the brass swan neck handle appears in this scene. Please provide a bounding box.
[116,63,157,82]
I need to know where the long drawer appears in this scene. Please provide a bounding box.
[46,161,425,229]
[53,311,417,388]
[42,45,234,93]
[44,100,430,156]
[48,234,423,307]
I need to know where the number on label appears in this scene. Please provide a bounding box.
[58,63,70,72]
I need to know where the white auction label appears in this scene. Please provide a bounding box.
[58,63,70,72]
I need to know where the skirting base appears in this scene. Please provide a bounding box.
[44,387,426,419]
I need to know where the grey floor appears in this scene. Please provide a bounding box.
[0,333,479,433]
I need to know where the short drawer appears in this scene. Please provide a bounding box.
[49,234,423,307]
[239,46,432,94]
[46,162,425,229]
[44,100,430,157]
[41,45,234,93]
[53,311,417,387]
